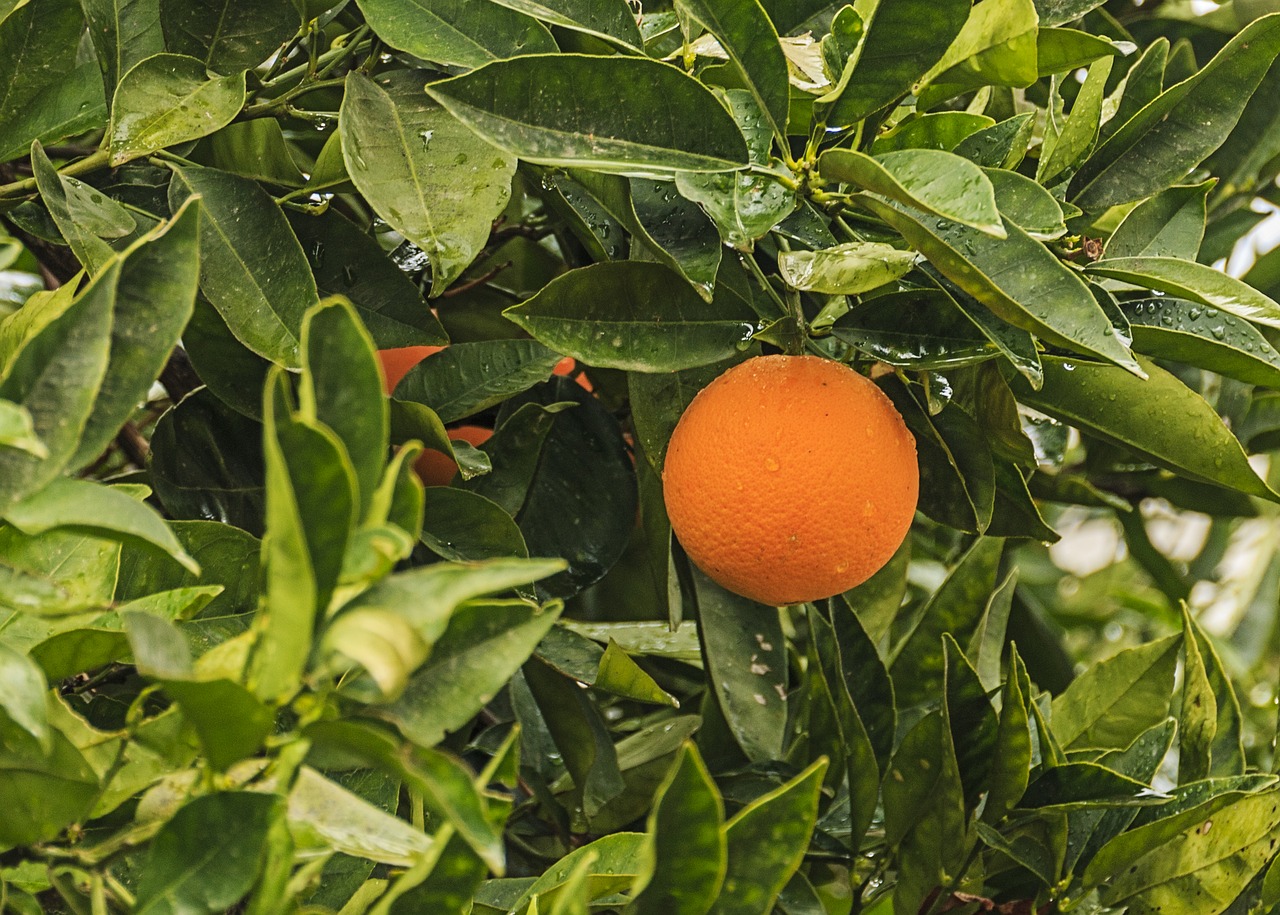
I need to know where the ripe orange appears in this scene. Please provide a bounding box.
[414,424,493,487]
[662,355,918,605]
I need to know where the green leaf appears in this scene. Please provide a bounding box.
[32,142,118,275]
[1106,181,1212,260]
[134,792,281,915]
[0,399,45,457]
[1037,27,1126,73]
[426,54,749,174]
[1182,608,1246,778]
[80,0,165,103]
[509,833,646,911]
[830,289,999,372]
[5,479,198,574]
[883,711,971,915]
[385,833,487,914]
[917,0,1040,99]
[1180,605,1216,785]
[0,261,114,511]
[300,298,388,519]
[1050,632,1181,750]
[162,677,274,771]
[954,113,1036,169]
[1087,256,1280,329]
[285,210,447,349]
[968,569,1018,691]
[340,70,516,297]
[1070,15,1280,210]
[984,646,1033,823]
[108,54,246,165]
[819,148,1005,236]
[630,744,727,915]
[984,167,1068,239]
[0,0,107,163]
[596,640,679,707]
[158,0,297,73]
[675,90,797,250]
[693,568,788,762]
[777,241,916,294]
[72,198,201,468]
[168,166,320,367]
[204,118,305,187]
[890,537,1004,708]
[1121,297,1280,389]
[0,726,99,847]
[1020,761,1157,809]
[945,636,1000,809]
[1096,788,1280,914]
[857,196,1142,373]
[1037,56,1113,185]
[870,112,994,154]
[353,0,555,69]
[421,486,528,562]
[676,0,789,142]
[394,339,564,422]
[487,0,642,48]
[505,262,757,372]
[818,0,969,126]
[376,598,562,746]
[1010,355,1280,503]
[0,522,120,620]
[288,766,431,866]
[0,642,50,750]
[708,759,828,915]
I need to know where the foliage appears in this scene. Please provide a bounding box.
[1,0,1280,913]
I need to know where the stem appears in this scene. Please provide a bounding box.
[240,77,347,121]
[0,148,110,202]
[738,251,790,320]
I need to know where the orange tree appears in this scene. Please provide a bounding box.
[2,0,1280,912]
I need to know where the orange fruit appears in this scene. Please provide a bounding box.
[377,346,583,395]
[414,424,493,487]
[661,355,918,605]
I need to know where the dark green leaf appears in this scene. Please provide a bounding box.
[426,54,749,174]
[487,0,642,49]
[394,339,563,423]
[984,646,1032,823]
[340,71,516,297]
[162,678,274,771]
[80,0,164,103]
[831,289,998,371]
[133,792,281,914]
[953,113,1035,170]
[1010,355,1280,503]
[353,0,555,69]
[944,636,999,809]
[1037,57,1113,185]
[421,486,527,561]
[108,54,246,165]
[1087,256,1280,329]
[506,262,757,372]
[1021,762,1157,809]
[159,0,297,73]
[1121,297,1280,390]
[168,166,320,367]
[32,142,117,274]
[984,167,1067,239]
[1107,181,1212,260]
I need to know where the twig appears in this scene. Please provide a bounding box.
[441,261,511,297]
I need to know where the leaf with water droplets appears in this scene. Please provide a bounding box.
[505,262,759,372]
[1010,355,1280,504]
[1087,257,1280,330]
[109,54,246,166]
[1122,297,1280,389]
[777,241,916,295]
[819,149,1005,237]
[426,54,749,175]
[831,290,998,370]
[353,0,556,68]
[983,168,1067,240]
[340,70,516,297]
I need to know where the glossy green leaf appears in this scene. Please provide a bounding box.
[72,198,200,468]
[0,0,106,163]
[109,54,246,166]
[168,166,319,367]
[1107,181,1212,260]
[1070,15,1280,210]
[426,54,749,174]
[984,646,1033,823]
[0,261,114,512]
[385,833,486,914]
[1010,355,1279,502]
[0,642,50,750]
[300,298,388,518]
[506,262,756,372]
[510,833,646,911]
[1121,297,1280,389]
[917,0,1039,98]
[158,0,297,73]
[954,113,1036,170]
[968,569,1019,691]
[32,142,117,275]
[890,537,1004,708]
[421,486,527,562]
[857,196,1142,373]
[629,744,726,915]
[286,210,447,349]
[80,0,164,103]
[596,641,679,707]
[676,0,789,142]
[944,637,999,809]
[340,71,516,297]
[675,90,796,249]
[133,792,281,914]
[709,759,827,915]
[5,479,197,574]
[377,599,562,746]
[693,568,787,762]
[1087,256,1280,329]
[1037,27,1126,72]
[488,0,642,48]
[1050,633,1181,750]
[777,241,916,294]
[818,0,969,126]
[288,766,430,866]
[870,112,995,154]
[819,148,1005,236]
[1038,56,1113,185]
[831,290,998,371]
[394,339,563,422]
[984,167,1068,239]
[353,0,556,69]
[204,118,305,187]
[1183,608,1246,778]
